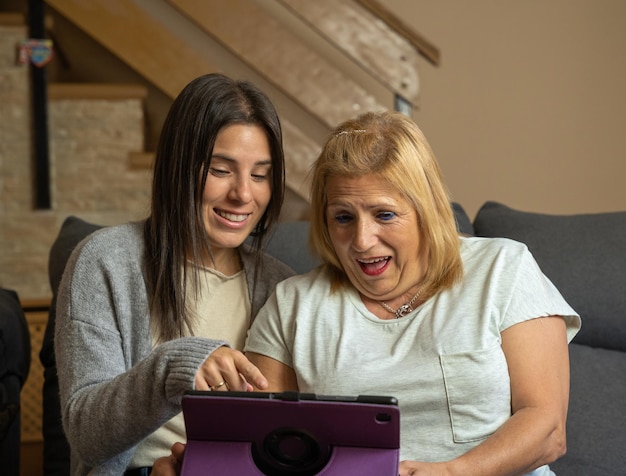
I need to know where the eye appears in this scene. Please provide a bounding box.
[251,165,271,181]
[334,213,353,224]
[377,211,396,221]
[209,167,229,177]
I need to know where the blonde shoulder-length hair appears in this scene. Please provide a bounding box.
[309,111,463,297]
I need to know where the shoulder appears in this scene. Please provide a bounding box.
[457,236,542,292]
[75,221,145,257]
[57,222,149,327]
[460,235,530,263]
[274,266,329,296]
[255,267,332,323]
[81,221,144,248]
[66,221,146,278]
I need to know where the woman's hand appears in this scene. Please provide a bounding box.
[152,442,185,476]
[194,346,269,391]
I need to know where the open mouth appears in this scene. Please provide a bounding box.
[357,256,390,276]
[215,209,249,223]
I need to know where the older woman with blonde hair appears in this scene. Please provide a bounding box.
[308,111,463,299]
[246,110,581,475]
[152,110,581,476]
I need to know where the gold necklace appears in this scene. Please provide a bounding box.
[379,287,423,319]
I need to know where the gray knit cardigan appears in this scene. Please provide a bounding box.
[54,221,294,475]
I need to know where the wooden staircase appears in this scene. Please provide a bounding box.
[43,0,427,199]
[0,0,435,300]
[1,0,436,302]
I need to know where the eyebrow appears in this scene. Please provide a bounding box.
[327,197,398,207]
[211,154,272,167]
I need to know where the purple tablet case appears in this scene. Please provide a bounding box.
[180,391,400,476]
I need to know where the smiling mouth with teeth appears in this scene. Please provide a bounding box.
[216,209,249,223]
[358,256,390,275]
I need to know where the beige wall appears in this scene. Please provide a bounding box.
[4,1,625,223]
[386,0,626,219]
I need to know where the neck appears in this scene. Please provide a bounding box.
[197,247,241,275]
[361,285,424,320]
[379,286,423,319]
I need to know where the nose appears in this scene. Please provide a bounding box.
[228,175,252,203]
[351,217,376,252]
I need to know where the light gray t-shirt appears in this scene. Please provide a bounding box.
[131,267,251,468]
[246,236,580,474]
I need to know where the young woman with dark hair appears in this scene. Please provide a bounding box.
[55,73,294,475]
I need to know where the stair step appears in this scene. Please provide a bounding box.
[128,151,155,169]
[0,12,54,28]
[0,13,25,26]
[48,83,148,100]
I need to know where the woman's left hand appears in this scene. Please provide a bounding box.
[152,442,185,476]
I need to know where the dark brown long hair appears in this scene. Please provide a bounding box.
[144,73,285,341]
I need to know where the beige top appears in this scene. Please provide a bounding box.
[130,266,250,467]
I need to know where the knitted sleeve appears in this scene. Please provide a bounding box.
[54,224,227,468]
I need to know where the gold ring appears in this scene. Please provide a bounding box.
[210,381,225,391]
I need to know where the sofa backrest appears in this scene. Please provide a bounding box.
[49,216,320,281]
[474,201,626,352]
[52,201,473,285]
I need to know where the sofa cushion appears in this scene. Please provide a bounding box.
[473,201,626,351]
[550,343,626,475]
[452,202,474,236]
[264,221,320,274]
[48,216,103,296]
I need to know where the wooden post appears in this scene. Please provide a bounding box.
[28,0,51,209]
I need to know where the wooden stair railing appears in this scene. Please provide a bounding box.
[167,0,387,129]
[355,0,441,66]
[277,0,421,106]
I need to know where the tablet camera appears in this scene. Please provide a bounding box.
[252,427,331,475]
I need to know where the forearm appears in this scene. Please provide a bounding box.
[246,352,298,391]
[444,405,566,476]
[57,334,222,466]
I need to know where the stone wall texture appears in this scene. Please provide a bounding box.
[0,24,151,300]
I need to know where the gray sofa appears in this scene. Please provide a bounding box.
[472,201,626,475]
[41,201,625,475]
